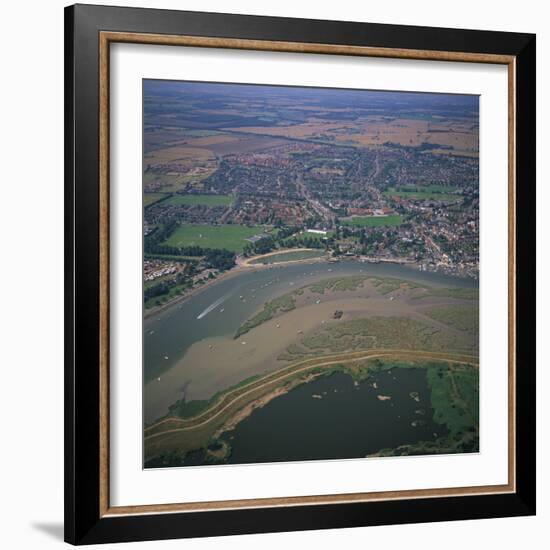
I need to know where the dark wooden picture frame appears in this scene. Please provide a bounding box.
[65,3,536,545]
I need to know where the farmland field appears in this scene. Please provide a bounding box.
[144,193,169,207]
[383,187,461,201]
[342,215,404,227]
[165,194,234,207]
[162,224,266,252]
[143,145,218,193]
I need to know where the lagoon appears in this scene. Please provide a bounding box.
[220,368,446,465]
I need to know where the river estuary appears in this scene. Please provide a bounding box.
[144,260,476,425]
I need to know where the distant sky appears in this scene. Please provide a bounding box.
[144,79,479,118]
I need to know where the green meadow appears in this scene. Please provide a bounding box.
[162,224,265,252]
[165,194,234,207]
[383,186,460,201]
[342,215,404,227]
[144,193,169,207]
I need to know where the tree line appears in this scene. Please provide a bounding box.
[145,222,236,271]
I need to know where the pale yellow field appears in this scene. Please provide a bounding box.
[182,135,241,147]
[227,116,478,153]
[144,146,214,163]
[144,146,218,192]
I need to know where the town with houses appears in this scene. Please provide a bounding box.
[143,81,479,310]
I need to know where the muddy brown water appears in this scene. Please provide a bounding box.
[143,261,476,423]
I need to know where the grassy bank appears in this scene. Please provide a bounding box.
[248,249,326,265]
[279,315,477,363]
[144,351,478,467]
[341,214,404,227]
[411,286,478,300]
[425,304,479,333]
[234,275,416,332]
[234,291,298,338]
[368,359,479,456]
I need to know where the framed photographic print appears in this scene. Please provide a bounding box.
[64,4,536,545]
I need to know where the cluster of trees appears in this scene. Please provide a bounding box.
[144,267,195,304]
[273,225,300,239]
[242,236,276,257]
[204,249,235,271]
[358,229,385,247]
[144,280,174,302]
[282,234,326,250]
[242,230,329,258]
[242,226,302,257]
[144,221,177,253]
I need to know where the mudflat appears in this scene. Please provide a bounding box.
[144,277,477,423]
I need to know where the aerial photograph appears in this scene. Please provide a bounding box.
[142,79,480,468]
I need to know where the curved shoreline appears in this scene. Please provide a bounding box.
[144,253,475,320]
[144,251,328,320]
[145,348,478,441]
[240,247,326,266]
[144,264,247,320]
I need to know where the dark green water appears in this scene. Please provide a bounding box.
[217,367,446,465]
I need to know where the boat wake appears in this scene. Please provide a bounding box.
[196,294,231,320]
